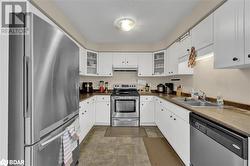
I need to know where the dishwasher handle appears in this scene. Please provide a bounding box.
[190,113,248,160]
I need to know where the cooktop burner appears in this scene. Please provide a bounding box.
[111,84,139,96]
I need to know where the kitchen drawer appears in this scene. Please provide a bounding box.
[163,100,190,123]
[96,95,110,102]
[140,96,154,102]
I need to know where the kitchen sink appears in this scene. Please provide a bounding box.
[173,97,220,108]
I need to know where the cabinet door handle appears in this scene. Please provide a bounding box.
[127,61,128,63]
[187,49,190,52]
[170,115,173,118]
[84,110,87,112]
[107,104,109,106]
[174,118,176,121]
[248,54,250,58]
[232,57,239,61]
[161,109,164,111]
[82,113,84,115]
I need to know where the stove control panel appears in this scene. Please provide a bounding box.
[113,84,137,89]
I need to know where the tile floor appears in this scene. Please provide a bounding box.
[78,126,180,166]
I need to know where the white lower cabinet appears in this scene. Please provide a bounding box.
[95,100,110,125]
[79,97,95,143]
[155,97,190,166]
[140,101,155,125]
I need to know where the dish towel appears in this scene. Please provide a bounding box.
[59,122,79,166]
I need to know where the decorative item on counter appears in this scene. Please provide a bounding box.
[99,80,105,93]
[188,47,196,68]
[145,83,150,92]
[105,82,109,93]
[191,89,199,100]
[176,85,182,97]
[217,93,224,106]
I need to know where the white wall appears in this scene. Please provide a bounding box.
[171,56,250,105]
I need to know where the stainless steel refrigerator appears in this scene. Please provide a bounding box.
[8,13,80,166]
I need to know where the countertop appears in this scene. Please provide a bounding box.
[79,92,112,101]
[80,92,250,137]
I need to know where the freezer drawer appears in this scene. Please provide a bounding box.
[25,117,79,166]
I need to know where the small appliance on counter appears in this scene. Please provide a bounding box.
[105,82,109,93]
[82,82,93,93]
[157,84,165,93]
[99,81,105,93]
[165,83,174,94]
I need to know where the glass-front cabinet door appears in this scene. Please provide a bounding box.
[87,51,98,75]
[153,51,165,76]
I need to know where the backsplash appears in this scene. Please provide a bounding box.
[80,71,171,90]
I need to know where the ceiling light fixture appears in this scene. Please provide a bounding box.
[114,18,136,32]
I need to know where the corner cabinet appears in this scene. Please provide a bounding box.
[153,51,166,76]
[98,52,113,76]
[138,53,153,77]
[245,0,250,65]
[214,0,245,68]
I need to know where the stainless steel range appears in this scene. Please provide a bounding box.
[111,84,140,126]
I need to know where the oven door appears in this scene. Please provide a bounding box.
[111,96,139,118]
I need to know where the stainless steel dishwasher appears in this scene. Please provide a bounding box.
[190,113,248,166]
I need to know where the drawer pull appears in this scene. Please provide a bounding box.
[248,54,250,58]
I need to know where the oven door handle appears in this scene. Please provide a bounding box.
[115,118,138,122]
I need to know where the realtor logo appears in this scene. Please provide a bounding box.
[1,1,28,35]
[1,1,26,28]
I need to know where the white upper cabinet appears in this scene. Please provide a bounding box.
[166,42,179,75]
[79,47,86,75]
[98,52,113,76]
[178,33,192,57]
[178,56,194,75]
[245,0,250,65]
[191,14,214,51]
[138,53,153,76]
[113,53,138,69]
[125,53,138,67]
[86,51,98,75]
[214,0,245,68]
[153,51,166,76]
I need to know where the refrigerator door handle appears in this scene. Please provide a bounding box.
[40,131,65,149]
[24,56,31,118]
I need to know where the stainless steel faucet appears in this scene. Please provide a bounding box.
[199,90,206,101]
